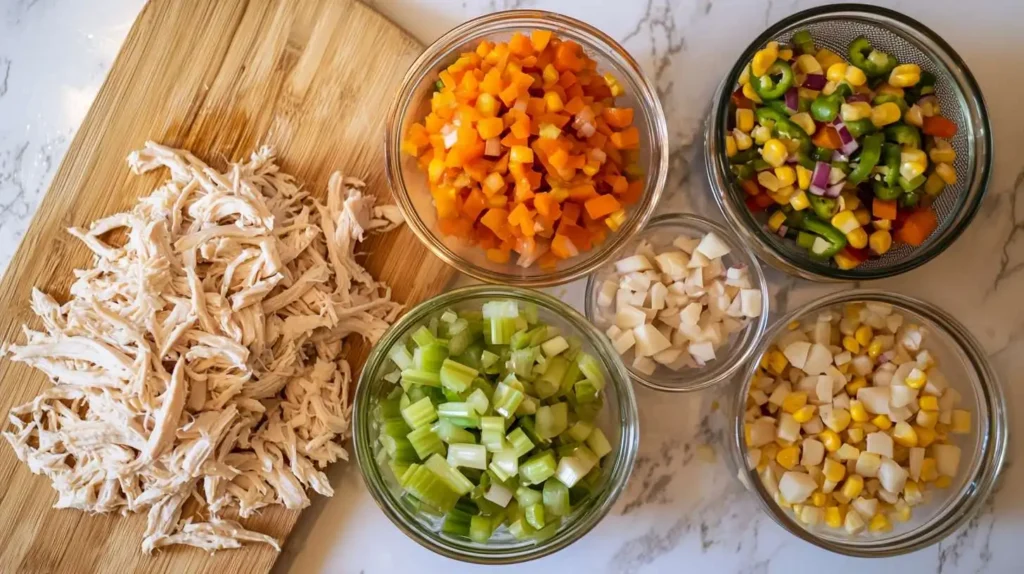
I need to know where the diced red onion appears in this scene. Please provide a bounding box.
[878,350,895,364]
[577,122,596,138]
[825,181,844,197]
[588,148,607,163]
[785,87,799,112]
[574,107,595,128]
[484,138,501,157]
[831,151,849,163]
[443,130,458,149]
[440,123,456,136]
[776,224,789,238]
[803,74,826,90]
[846,93,870,104]
[786,154,800,164]
[832,118,859,155]
[809,161,831,195]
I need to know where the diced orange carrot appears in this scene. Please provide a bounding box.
[462,188,487,221]
[895,207,938,246]
[561,202,581,225]
[486,247,511,263]
[568,184,597,201]
[740,179,761,196]
[619,180,643,205]
[509,32,534,57]
[481,208,511,239]
[872,198,897,220]
[477,117,504,140]
[510,115,531,139]
[601,107,634,129]
[531,30,553,52]
[438,217,473,238]
[548,148,570,170]
[584,194,622,219]
[564,96,585,115]
[550,234,578,259]
[610,127,640,150]
[812,126,842,150]
[921,116,957,138]
[534,192,562,220]
[605,175,629,194]
[558,222,593,251]
[501,133,528,148]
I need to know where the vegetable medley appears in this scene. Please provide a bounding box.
[403,31,643,270]
[373,299,612,543]
[727,30,960,269]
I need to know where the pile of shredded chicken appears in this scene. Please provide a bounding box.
[1,142,404,553]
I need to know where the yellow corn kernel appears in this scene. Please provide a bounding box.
[742,82,762,103]
[825,506,843,528]
[751,125,772,145]
[869,230,893,256]
[793,404,817,423]
[869,513,892,533]
[833,250,861,270]
[764,350,788,375]
[867,339,885,359]
[788,320,801,331]
[905,368,927,390]
[826,62,849,83]
[904,480,923,505]
[822,80,838,96]
[831,210,860,234]
[841,192,861,212]
[842,337,861,354]
[842,474,865,499]
[855,325,874,346]
[768,210,788,233]
[788,112,816,136]
[873,219,892,231]
[823,458,847,483]
[892,500,913,522]
[782,392,808,414]
[916,409,939,429]
[776,492,792,508]
[736,108,755,133]
[795,54,823,74]
[779,48,794,61]
[845,65,867,87]
[892,421,919,447]
[854,208,871,226]
[815,48,844,70]
[847,427,865,445]
[762,138,788,168]
[929,140,956,164]
[738,63,751,85]
[849,399,870,422]
[889,63,922,88]
[846,227,868,250]
[922,172,946,196]
[935,475,953,489]
[919,396,939,411]
[904,104,924,127]
[919,97,940,117]
[776,446,801,470]
[810,491,828,507]
[871,414,893,431]
[915,425,937,448]
[900,160,927,181]
[734,128,753,151]
[604,72,624,96]
[820,429,842,452]
[876,82,904,98]
[951,410,971,434]
[936,162,957,185]
[825,408,852,433]
[871,102,902,127]
[794,165,813,191]
[790,190,811,211]
[839,101,872,122]
[920,458,939,482]
[751,42,780,77]
[775,165,797,188]
[542,64,560,86]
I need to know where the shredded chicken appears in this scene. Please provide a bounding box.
[1,141,405,553]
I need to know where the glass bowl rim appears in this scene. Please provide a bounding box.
[583,212,770,392]
[352,284,640,564]
[384,9,669,287]
[705,3,993,282]
[729,289,1008,556]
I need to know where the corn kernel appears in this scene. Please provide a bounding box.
[915,425,937,448]
[869,513,892,533]
[811,491,828,507]
[846,227,868,249]
[904,104,924,127]
[919,97,940,117]
[793,405,817,423]
[768,210,788,232]
[842,474,865,499]
[920,458,939,482]
[873,219,892,231]
[778,48,794,61]
[733,128,753,151]
[841,192,861,212]
[782,392,808,414]
[815,48,844,70]
[889,63,922,88]
[823,458,847,483]
[936,162,957,185]
[923,172,946,196]
[900,160,927,181]
[871,415,893,431]
[850,400,870,422]
[904,368,927,390]
[789,112,816,135]
[825,408,852,433]
[854,208,871,226]
[840,102,872,122]
[847,427,865,445]
[830,210,860,234]
[867,340,884,359]
[871,102,902,127]
[775,166,797,188]
[825,506,843,528]
[742,82,762,103]
[892,421,918,447]
[951,410,971,434]
[542,64,560,86]
[751,125,772,145]
[765,350,789,375]
[833,250,861,270]
[826,62,849,83]
[845,65,867,87]
[795,54,823,74]
[736,108,755,132]
[790,190,810,211]
[837,443,860,461]
[751,42,779,77]
[842,337,861,354]
[919,396,939,411]
[916,409,938,429]
[820,429,842,452]
[869,230,893,256]
[929,140,956,164]
[935,475,953,489]
[904,480,924,505]
[776,446,801,470]
[762,138,788,168]
[855,325,874,346]
[604,72,624,96]
[738,63,751,85]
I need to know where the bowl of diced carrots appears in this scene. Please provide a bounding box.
[386,10,668,286]
[704,5,992,281]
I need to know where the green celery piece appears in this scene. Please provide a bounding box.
[407,425,445,459]
[520,450,557,485]
[535,403,568,439]
[536,356,567,399]
[401,369,441,388]
[557,360,582,398]
[441,507,473,538]
[506,428,535,458]
[437,402,481,428]
[388,344,414,370]
[404,464,460,513]
[574,379,599,404]
[465,388,489,415]
[431,420,476,444]
[524,503,546,530]
[401,396,438,429]
[424,453,474,495]
[566,420,594,443]
[440,359,478,393]
[415,343,449,372]
[515,486,542,507]
[531,519,559,541]
[380,435,418,464]
[411,325,438,347]
[518,416,550,448]
[380,418,411,439]
[542,478,570,517]
[469,515,495,543]
[576,352,606,391]
[493,382,525,418]
[523,302,538,324]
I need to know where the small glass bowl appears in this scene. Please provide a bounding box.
[352,285,639,564]
[584,214,769,392]
[385,10,668,287]
[705,5,992,281]
[727,290,1007,556]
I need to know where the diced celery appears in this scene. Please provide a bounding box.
[576,352,606,391]
[441,387,464,403]
[481,350,500,369]
[448,324,480,356]
[440,309,458,324]
[388,344,414,370]
[515,395,538,416]
[447,443,488,470]
[554,446,598,488]
[376,393,403,420]
[586,428,613,458]
[518,416,550,448]
[442,507,473,538]
[508,347,538,378]
[381,435,418,464]
[493,382,525,418]
[489,450,519,481]
[535,356,567,399]
[415,343,449,372]
[403,464,461,512]
[440,359,478,393]
[401,369,441,388]
[574,379,599,404]
[558,360,582,398]
[380,418,411,439]
[437,402,481,428]
[480,416,507,452]
[566,420,595,443]
[388,460,411,481]
[542,478,570,517]
[483,481,513,508]
[465,388,489,415]
[525,503,546,529]
[424,453,474,496]
[523,302,538,324]
[564,336,582,361]
[431,420,476,444]
[508,519,534,540]
[383,370,401,384]
[541,336,569,357]
[532,519,559,541]
[506,428,535,458]
[469,514,496,542]
[515,486,543,507]
[411,325,438,347]
[407,425,445,459]
[402,396,438,429]
[535,403,568,439]
[520,450,557,485]
[482,300,519,319]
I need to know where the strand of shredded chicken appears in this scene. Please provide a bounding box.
[1,141,404,553]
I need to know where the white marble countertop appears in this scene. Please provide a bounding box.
[2,0,1022,572]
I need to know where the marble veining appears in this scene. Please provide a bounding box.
[1,1,1022,573]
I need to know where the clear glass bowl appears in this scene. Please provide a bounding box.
[705,5,992,281]
[352,286,639,564]
[727,290,1007,556]
[584,213,769,392]
[385,10,668,287]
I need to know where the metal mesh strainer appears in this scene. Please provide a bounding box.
[706,5,992,281]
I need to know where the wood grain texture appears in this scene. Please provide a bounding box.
[0,1,448,572]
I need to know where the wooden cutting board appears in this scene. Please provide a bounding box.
[0,1,452,572]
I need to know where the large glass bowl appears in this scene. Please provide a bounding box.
[705,4,992,281]
[352,286,639,564]
[727,290,1007,556]
[385,10,668,287]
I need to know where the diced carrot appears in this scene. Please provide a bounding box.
[558,70,578,89]
[561,202,581,225]
[477,117,504,140]
[538,252,559,270]
[524,169,542,189]
[462,188,487,221]
[601,108,634,129]
[812,126,842,150]
[481,208,511,239]
[619,180,643,205]
[501,133,528,148]
[894,207,938,246]
[499,84,521,107]
[531,30,552,52]
[921,116,957,138]
[527,97,546,116]
[584,194,622,219]
[564,96,585,115]
[568,184,597,201]
[508,203,532,227]
[740,179,761,196]
[486,247,511,263]
[610,127,640,150]
[554,41,585,72]
[550,234,579,259]
[872,197,898,220]
[558,222,593,251]
[514,181,535,203]
[510,115,531,139]
[438,217,473,238]
[476,40,494,59]
[432,187,458,218]
[548,148,570,170]
[509,32,534,57]
[533,192,562,221]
